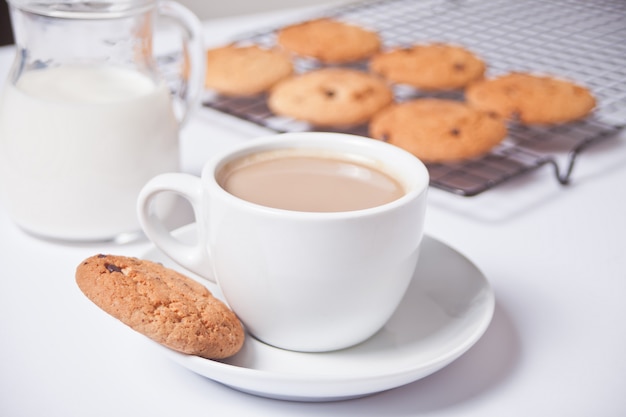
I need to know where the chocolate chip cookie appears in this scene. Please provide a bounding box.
[205,44,293,96]
[277,18,381,63]
[465,72,596,124]
[369,43,486,90]
[268,68,394,126]
[76,254,245,359]
[369,98,508,163]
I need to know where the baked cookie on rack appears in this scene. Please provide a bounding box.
[277,18,381,63]
[465,72,596,124]
[369,98,508,163]
[205,44,293,96]
[268,68,393,126]
[76,254,245,359]
[369,43,486,90]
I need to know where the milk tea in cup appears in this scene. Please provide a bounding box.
[217,148,406,212]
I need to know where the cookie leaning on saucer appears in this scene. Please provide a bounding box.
[205,44,293,96]
[369,99,508,163]
[277,18,381,63]
[76,254,245,359]
[369,43,486,90]
[268,68,393,127]
[465,72,596,125]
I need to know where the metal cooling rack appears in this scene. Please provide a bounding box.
[202,0,626,196]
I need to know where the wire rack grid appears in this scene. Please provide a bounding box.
[202,0,626,196]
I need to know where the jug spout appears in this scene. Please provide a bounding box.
[8,0,160,74]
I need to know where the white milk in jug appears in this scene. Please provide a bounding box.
[0,65,180,240]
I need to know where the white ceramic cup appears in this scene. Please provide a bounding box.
[137,132,429,352]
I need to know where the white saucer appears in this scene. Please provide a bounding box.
[142,224,495,402]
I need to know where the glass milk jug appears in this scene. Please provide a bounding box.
[0,0,204,241]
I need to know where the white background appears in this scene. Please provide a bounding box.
[1,2,625,416]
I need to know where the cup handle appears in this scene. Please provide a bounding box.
[157,0,205,126]
[137,173,215,282]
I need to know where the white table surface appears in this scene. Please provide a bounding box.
[1,4,625,417]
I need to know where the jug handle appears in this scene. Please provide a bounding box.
[157,1,205,126]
